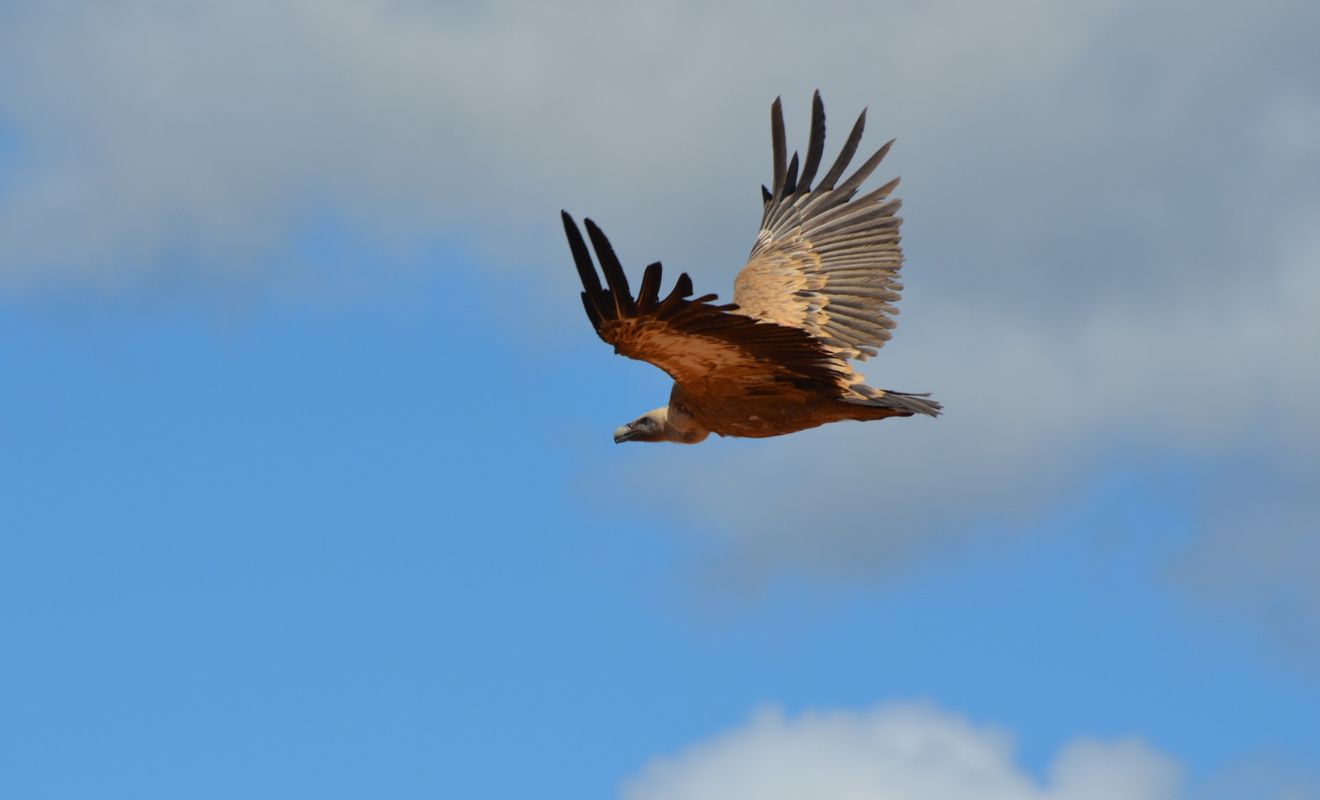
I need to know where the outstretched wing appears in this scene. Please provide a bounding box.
[563,212,847,395]
[733,91,905,362]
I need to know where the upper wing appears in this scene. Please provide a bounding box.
[562,212,847,395]
[733,91,905,361]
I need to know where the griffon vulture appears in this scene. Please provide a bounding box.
[564,91,941,445]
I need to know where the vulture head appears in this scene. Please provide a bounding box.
[613,407,710,445]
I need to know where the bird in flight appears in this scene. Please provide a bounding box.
[563,91,941,445]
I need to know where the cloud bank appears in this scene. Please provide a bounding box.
[6,0,1312,295]
[3,0,1317,651]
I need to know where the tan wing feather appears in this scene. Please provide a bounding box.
[563,212,849,397]
[734,92,905,362]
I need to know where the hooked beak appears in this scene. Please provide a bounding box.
[613,423,638,444]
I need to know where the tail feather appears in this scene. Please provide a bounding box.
[843,385,942,417]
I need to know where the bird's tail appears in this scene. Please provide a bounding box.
[843,385,943,417]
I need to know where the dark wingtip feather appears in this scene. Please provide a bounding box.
[796,91,827,194]
[656,271,697,316]
[562,210,608,318]
[583,218,637,318]
[783,151,800,195]
[833,137,895,199]
[770,96,787,197]
[877,137,895,162]
[637,261,663,310]
[818,107,866,190]
[761,184,772,206]
[675,272,694,297]
[580,291,602,331]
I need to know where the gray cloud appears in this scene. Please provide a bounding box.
[3,1,1318,650]
[616,204,1320,592]
[5,0,1313,295]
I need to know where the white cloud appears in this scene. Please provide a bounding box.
[621,702,1182,800]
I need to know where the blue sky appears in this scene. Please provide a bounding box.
[4,246,1317,798]
[3,2,1319,798]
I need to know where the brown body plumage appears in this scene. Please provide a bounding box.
[564,91,941,444]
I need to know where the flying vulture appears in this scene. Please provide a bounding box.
[564,91,941,445]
